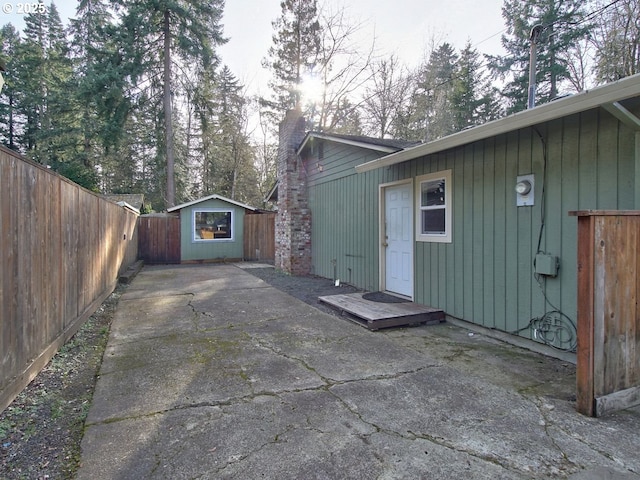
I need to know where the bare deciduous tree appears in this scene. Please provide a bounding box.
[591,0,640,82]
[308,5,376,133]
[360,55,412,138]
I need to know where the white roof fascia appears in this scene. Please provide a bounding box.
[297,132,400,155]
[167,194,257,212]
[601,101,640,131]
[116,201,140,215]
[355,74,640,173]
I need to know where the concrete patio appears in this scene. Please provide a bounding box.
[77,264,640,479]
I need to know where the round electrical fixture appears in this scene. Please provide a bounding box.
[515,180,532,195]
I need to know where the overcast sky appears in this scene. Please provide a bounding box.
[4,0,506,93]
[219,0,507,95]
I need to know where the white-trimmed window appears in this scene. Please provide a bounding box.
[193,209,233,241]
[416,170,452,243]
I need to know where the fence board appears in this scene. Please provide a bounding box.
[138,214,180,264]
[0,146,139,413]
[571,210,640,416]
[244,213,276,262]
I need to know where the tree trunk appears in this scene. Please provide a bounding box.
[163,9,176,208]
[8,95,15,150]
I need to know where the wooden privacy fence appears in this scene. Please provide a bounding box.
[138,211,276,264]
[0,146,139,412]
[571,210,640,416]
[244,212,276,262]
[138,214,181,264]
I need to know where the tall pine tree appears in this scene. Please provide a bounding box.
[70,0,129,183]
[0,25,22,150]
[404,42,458,141]
[450,42,502,132]
[488,0,590,113]
[115,0,226,208]
[262,0,321,119]
[591,0,640,82]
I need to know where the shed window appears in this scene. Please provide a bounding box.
[194,210,233,241]
[416,170,451,243]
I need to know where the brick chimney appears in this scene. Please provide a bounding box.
[275,109,311,275]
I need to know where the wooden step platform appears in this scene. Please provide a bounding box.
[318,293,445,331]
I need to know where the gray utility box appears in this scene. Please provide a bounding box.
[535,254,559,277]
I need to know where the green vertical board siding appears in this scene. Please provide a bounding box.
[178,199,245,261]
[482,138,496,328]
[308,167,380,289]
[578,110,599,209]
[556,116,579,317]
[305,141,405,292]
[472,142,485,325]
[451,148,465,319]
[306,107,637,343]
[502,131,519,333]
[462,144,475,320]
[428,111,633,338]
[598,113,619,206]
[493,134,508,331]
[516,129,533,333]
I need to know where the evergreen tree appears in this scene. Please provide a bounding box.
[212,66,250,200]
[70,0,129,179]
[405,42,458,141]
[488,0,591,113]
[6,3,95,187]
[326,97,363,135]
[362,55,412,138]
[40,3,94,188]
[450,42,502,132]
[591,0,640,82]
[115,0,226,208]
[0,24,22,150]
[195,66,261,204]
[262,0,321,118]
[13,9,47,156]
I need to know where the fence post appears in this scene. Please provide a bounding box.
[570,210,640,416]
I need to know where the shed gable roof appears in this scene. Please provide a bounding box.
[167,194,257,212]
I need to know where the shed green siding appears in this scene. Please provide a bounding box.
[177,198,246,261]
[304,104,639,344]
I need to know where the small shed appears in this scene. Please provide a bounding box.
[167,194,258,263]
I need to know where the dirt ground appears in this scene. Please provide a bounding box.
[0,286,124,480]
[0,266,357,479]
[246,266,360,314]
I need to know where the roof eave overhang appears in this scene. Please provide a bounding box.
[116,201,140,215]
[297,132,400,156]
[355,74,640,174]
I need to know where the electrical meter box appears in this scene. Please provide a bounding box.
[535,254,559,277]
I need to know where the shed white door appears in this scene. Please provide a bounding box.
[384,184,413,297]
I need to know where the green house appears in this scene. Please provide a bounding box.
[167,194,257,262]
[293,74,640,354]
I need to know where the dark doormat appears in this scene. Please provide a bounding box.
[362,292,410,303]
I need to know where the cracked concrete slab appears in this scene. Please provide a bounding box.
[78,264,640,480]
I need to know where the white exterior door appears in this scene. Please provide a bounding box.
[384,183,413,297]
